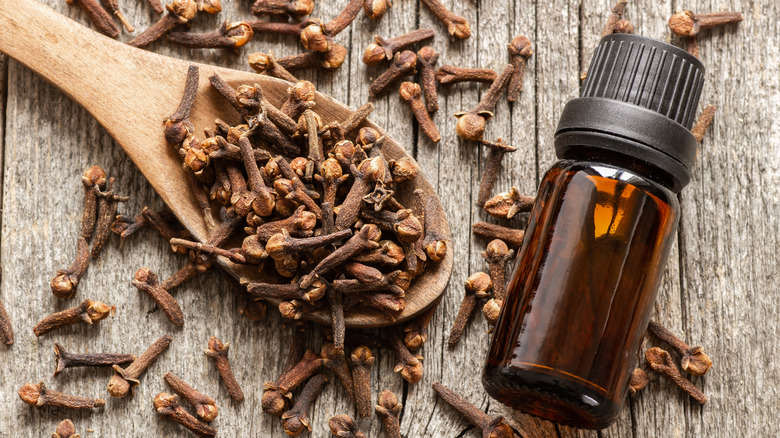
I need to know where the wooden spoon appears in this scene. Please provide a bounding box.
[0,0,452,327]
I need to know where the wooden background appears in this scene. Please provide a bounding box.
[0,0,771,436]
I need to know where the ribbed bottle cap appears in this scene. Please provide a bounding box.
[555,34,706,191]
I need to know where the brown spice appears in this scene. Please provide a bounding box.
[403,301,437,351]
[299,0,363,51]
[168,20,254,49]
[154,392,217,437]
[668,10,743,37]
[18,381,105,410]
[53,419,78,438]
[164,372,219,423]
[436,65,497,86]
[128,0,199,47]
[53,342,135,377]
[432,381,514,438]
[248,51,299,82]
[363,29,435,65]
[328,414,367,438]
[251,0,314,20]
[369,51,418,98]
[420,0,470,38]
[277,44,349,72]
[375,390,402,438]
[506,35,533,102]
[350,346,374,418]
[602,1,628,36]
[103,0,134,32]
[645,347,707,404]
[476,138,517,207]
[282,81,317,120]
[321,343,355,401]
[33,299,113,337]
[416,46,440,113]
[204,336,244,402]
[389,331,423,383]
[147,0,164,13]
[66,0,119,38]
[691,104,717,144]
[50,237,90,299]
[335,158,386,229]
[282,374,329,436]
[648,320,712,375]
[92,177,130,258]
[472,222,525,248]
[132,268,185,326]
[108,335,173,398]
[448,272,491,347]
[364,0,391,20]
[263,350,323,416]
[80,165,107,239]
[483,187,534,219]
[629,368,649,395]
[169,238,246,263]
[454,64,514,141]
[400,82,441,143]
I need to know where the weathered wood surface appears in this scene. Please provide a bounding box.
[0,0,770,436]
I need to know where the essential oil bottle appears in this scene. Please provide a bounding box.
[482,34,705,429]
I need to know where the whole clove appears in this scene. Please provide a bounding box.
[648,320,712,375]
[168,21,254,49]
[506,35,533,102]
[19,382,105,410]
[164,372,219,422]
[132,268,185,326]
[33,299,113,337]
[692,104,717,144]
[400,82,440,143]
[369,51,418,98]
[80,165,107,239]
[436,65,497,86]
[262,350,323,416]
[645,347,707,404]
[108,335,173,398]
[154,392,217,437]
[66,0,120,37]
[299,0,363,52]
[432,381,514,438]
[251,0,314,20]
[248,51,299,82]
[350,346,374,418]
[416,46,439,113]
[54,342,135,377]
[629,368,649,395]
[420,0,470,38]
[92,177,130,259]
[364,0,391,20]
[363,29,435,65]
[204,336,244,402]
[389,331,423,383]
[128,0,200,47]
[403,301,437,351]
[454,64,514,141]
[277,44,349,72]
[476,138,516,207]
[375,390,402,438]
[50,237,90,299]
[328,414,367,438]
[472,221,525,248]
[483,187,534,219]
[52,419,79,438]
[282,373,329,436]
[448,272,491,347]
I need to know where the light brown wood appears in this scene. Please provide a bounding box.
[0,0,453,328]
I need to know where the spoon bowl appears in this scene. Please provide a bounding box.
[0,0,452,327]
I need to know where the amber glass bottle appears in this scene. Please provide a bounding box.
[482,34,705,429]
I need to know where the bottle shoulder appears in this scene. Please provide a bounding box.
[546,159,680,210]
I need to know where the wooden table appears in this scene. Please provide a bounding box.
[0,0,768,436]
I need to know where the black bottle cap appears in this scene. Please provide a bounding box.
[555,34,705,191]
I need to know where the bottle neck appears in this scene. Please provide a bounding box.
[557,146,679,193]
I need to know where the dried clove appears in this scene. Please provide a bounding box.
[164,372,219,423]
[350,346,374,418]
[276,44,349,72]
[454,64,514,141]
[103,0,134,32]
[248,51,299,82]
[363,29,435,65]
[256,205,318,239]
[108,335,173,398]
[328,414,367,438]
[472,222,525,248]
[251,0,314,20]
[52,419,79,438]
[132,268,185,326]
[389,331,423,383]
[482,239,514,326]
[19,382,105,410]
[375,390,402,438]
[420,0,470,38]
[403,301,437,351]
[320,103,375,143]
[322,343,355,402]
[282,373,329,436]
[80,165,108,239]
[282,81,317,121]
[629,368,649,395]
[432,381,514,438]
[369,51,418,98]
[299,0,363,51]
[128,0,199,47]
[364,0,391,20]
[53,342,135,377]
[154,392,217,437]
[204,336,244,402]
[50,237,90,299]
[335,159,386,230]
[691,104,717,144]
[414,188,448,263]
[33,299,113,337]
[196,0,221,13]
[168,20,254,49]
[169,238,246,263]
[483,187,534,219]
[668,9,743,37]
[436,65,497,86]
[0,298,13,346]
[506,35,533,102]
[602,1,628,36]
[645,347,707,404]
[648,320,712,375]
[263,350,323,416]
[400,82,441,143]
[448,272,491,347]
[92,177,130,259]
[66,0,119,38]
[416,46,439,113]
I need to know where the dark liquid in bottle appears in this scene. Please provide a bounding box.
[482,160,678,429]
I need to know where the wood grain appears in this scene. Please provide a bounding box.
[0,0,773,436]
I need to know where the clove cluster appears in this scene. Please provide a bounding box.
[160,65,447,344]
